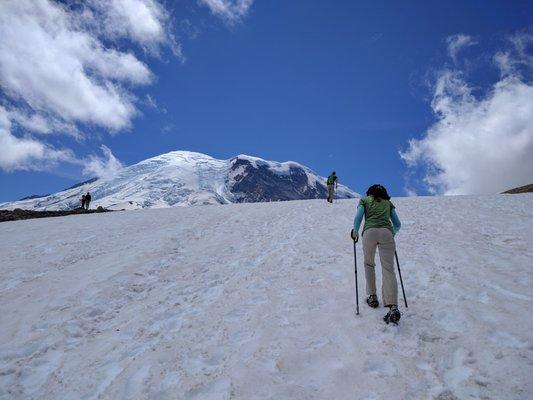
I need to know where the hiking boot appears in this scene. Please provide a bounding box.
[384,305,401,324]
[366,295,379,308]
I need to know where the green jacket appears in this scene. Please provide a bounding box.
[359,196,395,232]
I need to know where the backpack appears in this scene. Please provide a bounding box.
[327,175,337,185]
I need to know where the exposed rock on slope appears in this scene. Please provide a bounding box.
[0,207,112,223]
[502,183,533,194]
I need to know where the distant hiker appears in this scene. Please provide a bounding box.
[81,194,86,209]
[351,184,402,324]
[326,171,338,203]
[84,192,92,210]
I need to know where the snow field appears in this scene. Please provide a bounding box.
[0,195,532,399]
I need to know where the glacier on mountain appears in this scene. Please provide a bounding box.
[0,151,357,211]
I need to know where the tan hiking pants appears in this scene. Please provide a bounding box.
[327,184,335,202]
[362,227,398,306]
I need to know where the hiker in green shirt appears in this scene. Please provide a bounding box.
[351,184,402,324]
[326,172,338,203]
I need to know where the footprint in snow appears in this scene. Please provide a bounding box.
[362,359,397,377]
[185,378,232,400]
[434,389,460,400]
[443,348,474,392]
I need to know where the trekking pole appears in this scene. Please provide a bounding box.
[353,239,360,315]
[394,251,408,308]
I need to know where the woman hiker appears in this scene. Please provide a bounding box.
[351,184,402,324]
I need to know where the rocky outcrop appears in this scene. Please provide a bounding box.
[502,184,533,194]
[228,157,331,202]
[0,207,112,223]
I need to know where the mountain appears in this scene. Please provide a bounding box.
[502,183,533,194]
[1,195,531,399]
[0,151,357,211]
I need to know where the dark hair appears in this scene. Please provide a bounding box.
[366,184,390,200]
[332,171,336,175]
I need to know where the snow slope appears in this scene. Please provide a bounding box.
[0,194,532,399]
[0,151,356,211]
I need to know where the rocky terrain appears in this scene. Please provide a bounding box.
[503,183,533,194]
[0,207,112,223]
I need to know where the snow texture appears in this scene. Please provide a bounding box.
[0,151,356,211]
[0,194,532,399]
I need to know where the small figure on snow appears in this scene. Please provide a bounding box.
[81,194,86,209]
[351,184,402,324]
[84,192,92,210]
[326,171,338,203]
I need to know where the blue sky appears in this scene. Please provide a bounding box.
[1,0,532,202]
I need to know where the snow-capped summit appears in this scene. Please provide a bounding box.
[0,151,357,210]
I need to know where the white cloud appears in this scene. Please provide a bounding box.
[446,34,477,63]
[405,188,418,197]
[0,1,155,132]
[83,145,124,178]
[494,32,533,77]
[401,34,533,195]
[199,0,254,24]
[0,0,176,172]
[87,0,182,57]
[0,106,73,171]
[180,19,200,40]
[6,108,78,136]
[145,94,158,109]
[161,123,176,134]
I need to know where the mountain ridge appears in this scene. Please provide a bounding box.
[1,151,357,211]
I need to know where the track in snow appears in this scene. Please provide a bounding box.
[0,195,532,399]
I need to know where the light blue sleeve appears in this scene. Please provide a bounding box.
[353,204,364,232]
[391,208,401,235]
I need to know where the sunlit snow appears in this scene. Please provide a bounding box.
[1,195,531,399]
